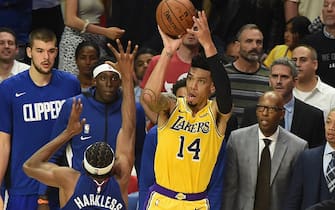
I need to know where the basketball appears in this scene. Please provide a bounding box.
[156,0,196,38]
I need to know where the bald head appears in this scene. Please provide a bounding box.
[256,91,285,136]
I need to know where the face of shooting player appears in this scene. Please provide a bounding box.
[186,67,213,110]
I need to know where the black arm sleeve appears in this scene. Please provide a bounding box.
[207,54,232,114]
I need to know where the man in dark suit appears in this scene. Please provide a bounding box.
[285,108,335,210]
[306,199,335,210]
[222,91,307,210]
[241,57,325,148]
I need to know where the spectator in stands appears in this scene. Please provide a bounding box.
[75,41,100,92]
[58,0,125,75]
[134,47,157,103]
[225,24,270,126]
[0,0,31,63]
[0,27,29,83]
[264,15,311,68]
[242,57,325,148]
[284,0,323,21]
[285,108,335,210]
[300,0,335,87]
[292,44,335,119]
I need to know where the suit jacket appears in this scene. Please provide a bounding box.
[305,199,335,210]
[241,98,325,148]
[285,146,335,210]
[222,125,308,210]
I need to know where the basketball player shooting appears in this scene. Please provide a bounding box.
[141,10,232,210]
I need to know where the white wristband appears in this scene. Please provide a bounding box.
[80,19,90,34]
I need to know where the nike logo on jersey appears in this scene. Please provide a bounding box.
[15,92,26,97]
[80,136,92,141]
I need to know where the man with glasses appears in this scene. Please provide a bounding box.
[241,57,325,148]
[222,91,307,210]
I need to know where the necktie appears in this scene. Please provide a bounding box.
[254,139,271,210]
[326,152,335,193]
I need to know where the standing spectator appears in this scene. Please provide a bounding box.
[225,24,270,126]
[222,91,307,210]
[209,0,286,53]
[284,0,323,21]
[141,11,232,209]
[140,32,199,124]
[58,0,125,75]
[0,28,81,210]
[74,41,100,92]
[23,40,138,209]
[0,27,29,83]
[263,15,311,68]
[285,108,335,210]
[0,0,32,63]
[134,47,157,103]
[300,0,335,87]
[292,44,335,119]
[242,57,325,148]
[32,0,63,44]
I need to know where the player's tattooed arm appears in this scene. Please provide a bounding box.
[142,88,176,113]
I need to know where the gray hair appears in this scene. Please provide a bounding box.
[270,57,298,78]
[236,24,262,41]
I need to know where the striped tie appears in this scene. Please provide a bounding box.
[326,152,335,192]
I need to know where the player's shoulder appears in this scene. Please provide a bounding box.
[52,69,77,81]
[0,71,29,89]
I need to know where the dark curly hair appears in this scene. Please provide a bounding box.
[84,142,114,178]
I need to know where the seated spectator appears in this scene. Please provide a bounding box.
[75,41,100,92]
[264,15,311,68]
[134,47,157,103]
[0,27,29,83]
[222,36,239,64]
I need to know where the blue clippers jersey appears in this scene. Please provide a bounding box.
[0,69,80,195]
[50,88,146,174]
[61,174,125,210]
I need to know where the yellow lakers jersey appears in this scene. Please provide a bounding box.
[155,97,224,193]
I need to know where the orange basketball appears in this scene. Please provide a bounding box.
[156,0,196,38]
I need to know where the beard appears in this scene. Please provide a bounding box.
[240,49,262,62]
[32,60,52,75]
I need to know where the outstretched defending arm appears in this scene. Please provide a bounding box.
[23,99,85,188]
[108,39,137,204]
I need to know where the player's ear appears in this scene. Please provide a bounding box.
[26,46,32,59]
[210,82,215,95]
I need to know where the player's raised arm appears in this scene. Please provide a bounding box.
[141,27,183,116]
[108,39,137,203]
[187,11,232,131]
[23,99,85,188]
